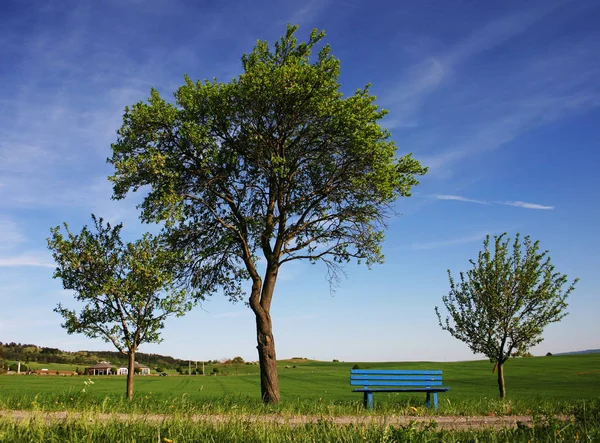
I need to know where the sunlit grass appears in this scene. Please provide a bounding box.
[0,408,598,443]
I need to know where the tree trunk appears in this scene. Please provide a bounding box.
[255,310,280,403]
[126,350,135,400]
[497,362,506,399]
[249,268,280,403]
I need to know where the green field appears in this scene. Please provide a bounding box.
[1,353,599,415]
[1,354,599,442]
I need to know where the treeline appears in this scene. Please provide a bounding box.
[0,342,193,369]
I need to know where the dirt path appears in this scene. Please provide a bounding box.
[0,410,572,431]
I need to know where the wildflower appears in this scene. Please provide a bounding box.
[163,439,173,443]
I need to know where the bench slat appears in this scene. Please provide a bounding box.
[351,380,444,387]
[353,388,450,393]
[351,375,442,381]
[351,370,442,375]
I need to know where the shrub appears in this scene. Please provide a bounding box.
[546,352,553,357]
[352,364,360,370]
[333,359,339,363]
[212,367,219,374]
[232,356,244,364]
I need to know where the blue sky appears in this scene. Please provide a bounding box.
[1,0,598,363]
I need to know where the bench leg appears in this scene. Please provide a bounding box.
[425,392,439,410]
[363,391,373,410]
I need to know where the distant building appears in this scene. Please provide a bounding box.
[86,361,150,375]
[117,362,150,376]
[86,361,113,375]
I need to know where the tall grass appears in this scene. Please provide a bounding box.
[0,411,598,443]
[0,389,595,417]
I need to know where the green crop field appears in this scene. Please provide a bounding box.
[1,354,599,442]
[1,353,599,415]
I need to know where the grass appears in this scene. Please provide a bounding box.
[0,353,598,417]
[0,411,598,442]
[1,354,599,441]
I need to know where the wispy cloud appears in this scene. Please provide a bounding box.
[0,217,26,250]
[502,201,554,210]
[0,252,55,268]
[384,2,600,177]
[383,58,446,128]
[278,0,332,27]
[434,194,554,210]
[411,231,490,251]
[434,195,489,205]
[383,2,564,128]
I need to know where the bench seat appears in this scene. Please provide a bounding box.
[350,369,450,410]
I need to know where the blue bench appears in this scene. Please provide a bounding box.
[350,369,450,410]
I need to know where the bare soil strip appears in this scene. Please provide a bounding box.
[0,410,572,431]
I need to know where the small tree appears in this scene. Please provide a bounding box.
[48,215,195,399]
[435,233,578,398]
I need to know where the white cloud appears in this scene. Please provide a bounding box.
[433,194,554,210]
[383,3,562,129]
[382,58,446,128]
[434,194,489,205]
[0,251,55,268]
[384,2,600,180]
[501,201,554,210]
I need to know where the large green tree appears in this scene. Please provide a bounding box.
[109,25,427,403]
[435,233,578,398]
[48,215,194,399]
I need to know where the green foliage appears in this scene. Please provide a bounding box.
[48,215,195,355]
[47,215,197,398]
[108,23,426,403]
[232,356,245,364]
[109,24,426,294]
[436,233,578,397]
[436,234,578,365]
[352,364,360,370]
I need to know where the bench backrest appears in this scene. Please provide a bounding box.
[350,369,443,388]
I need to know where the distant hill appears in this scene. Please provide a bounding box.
[554,349,600,356]
[0,341,203,369]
